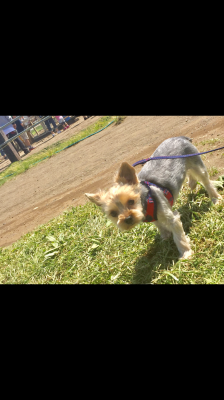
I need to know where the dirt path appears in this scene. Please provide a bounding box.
[1,115,224,248]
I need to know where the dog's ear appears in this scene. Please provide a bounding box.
[85,193,103,206]
[115,162,139,185]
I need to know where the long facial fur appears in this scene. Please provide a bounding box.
[86,182,144,230]
[103,183,144,230]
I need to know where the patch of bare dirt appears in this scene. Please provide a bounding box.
[1,115,224,248]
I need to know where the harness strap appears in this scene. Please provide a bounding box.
[141,181,174,222]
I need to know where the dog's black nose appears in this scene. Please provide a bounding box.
[125,216,133,224]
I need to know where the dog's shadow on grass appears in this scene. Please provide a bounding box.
[131,189,213,284]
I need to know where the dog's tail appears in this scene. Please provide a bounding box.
[180,136,192,143]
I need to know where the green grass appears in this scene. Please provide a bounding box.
[199,138,221,146]
[30,124,43,135]
[0,182,224,284]
[208,166,220,177]
[0,116,114,188]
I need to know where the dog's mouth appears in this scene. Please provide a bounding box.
[117,222,134,231]
[117,215,136,231]
[116,208,145,230]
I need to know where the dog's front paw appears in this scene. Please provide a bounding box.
[179,249,194,260]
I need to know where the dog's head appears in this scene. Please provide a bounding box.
[85,162,144,231]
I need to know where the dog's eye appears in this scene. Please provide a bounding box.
[128,200,134,205]
[110,211,117,218]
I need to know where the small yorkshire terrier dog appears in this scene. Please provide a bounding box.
[85,137,221,259]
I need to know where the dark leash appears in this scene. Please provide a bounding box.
[132,145,224,167]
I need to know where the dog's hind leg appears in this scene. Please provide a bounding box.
[188,165,221,204]
[187,172,198,190]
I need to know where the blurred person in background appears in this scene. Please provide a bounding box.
[55,116,69,131]
[0,148,7,160]
[39,116,58,137]
[12,116,35,151]
[0,116,30,155]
